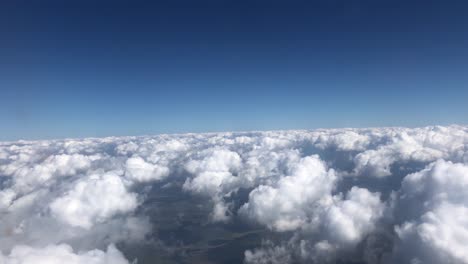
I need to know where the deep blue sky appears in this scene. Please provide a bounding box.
[1,0,467,140]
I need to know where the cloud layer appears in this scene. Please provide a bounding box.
[0,125,467,263]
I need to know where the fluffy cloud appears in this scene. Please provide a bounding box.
[392,160,468,264]
[324,187,384,245]
[245,242,292,264]
[0,125,467,263]
[182,148,243,221]
[1,153,97,194]
[125,156,169,182]
[240,155,337,231]
[183,148,242,196]
[0,244,129,264]
[240,156,384,263]
[352,126,467,177]
[50,172,138,229]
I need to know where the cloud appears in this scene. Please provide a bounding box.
[392,160,468,264]
[182,148,243,221]
[1,153,97,194]
[324,187,384,245]
[240,155,385,263]
[0,244,129,264]
[352,126,467,177]
[245,242,292,264]
[49,172,138,229]
[183,148,242,196]
[240,155,337,231]
[0,125,467,263]
[125,156,169,182]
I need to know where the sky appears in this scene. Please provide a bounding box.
[1,0,468,140]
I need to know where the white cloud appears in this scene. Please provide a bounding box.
[0,125,467,263]
[0,189,15,211]
[50,172,138,229]
[1,154,98,193]
[183,148,242,221]
[0,244,129,264]
[392,160,468,264]
[125,156,169,182]
[240,155,336,231]
[245,242,292,264]
[324,187,384,245]
[315,129,371,151]
[352,126,467,177]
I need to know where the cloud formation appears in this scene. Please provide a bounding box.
[392,160,468,264]
[49,172,138,229]
[0,244,129,264]
[0,125,467,263]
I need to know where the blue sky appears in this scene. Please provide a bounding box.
[1,0,467,140]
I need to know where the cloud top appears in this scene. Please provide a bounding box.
[0,125,467,263]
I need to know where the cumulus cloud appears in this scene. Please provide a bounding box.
[0,244,129,264]
[183,148,242,196]
[352,126,467,177]
[245,242,292,264]
[240,155,337,231]
[324,187,384,245]
[2,153,97,194]
[0,125,467,263]
[50,172,138,229]
[183,148,243,221]
[125,156,169,182]
[392,160,468,264]
[240,155,384,262]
